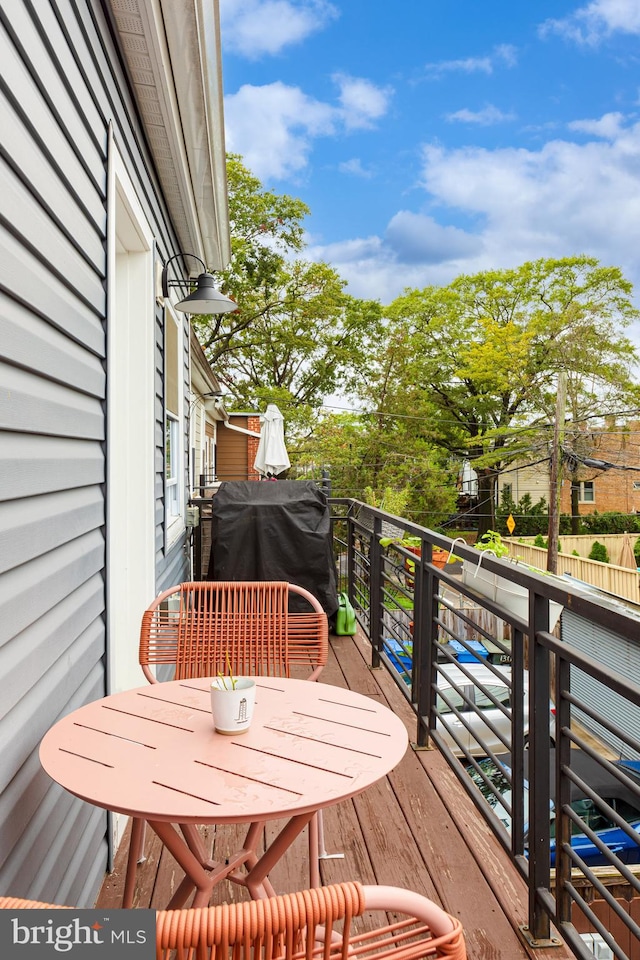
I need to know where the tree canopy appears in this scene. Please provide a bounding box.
[194,155,380,433]
[359,257,640,533]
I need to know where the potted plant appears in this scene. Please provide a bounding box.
[462,531,563,629]
[210,657,256,735]
[380,535,451,588]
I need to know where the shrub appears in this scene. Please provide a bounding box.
[581,512,640,535]
[588,541,610,563]
[496,490,549,536]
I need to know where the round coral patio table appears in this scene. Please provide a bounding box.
[39,676,408,909]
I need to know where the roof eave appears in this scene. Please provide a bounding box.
[109,0,231,269]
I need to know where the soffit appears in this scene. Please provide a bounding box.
[108,0,231,270]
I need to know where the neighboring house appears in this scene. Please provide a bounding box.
[215,412,263,482]
[0,0,230,906]
[497,422,640,517]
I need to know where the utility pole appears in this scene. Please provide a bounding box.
[547,372,567,573]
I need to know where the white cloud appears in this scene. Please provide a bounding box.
[225,77,391,180]
[540,0,640,45]
[446,104,516,125]
[338,158,373,177]
[569,111,627,137]
[423,44,518,77]
[219,0,338,58]
[224,82,335,180]
[385,212,482,263]
[333,74,393,130]
[307,115,640,311]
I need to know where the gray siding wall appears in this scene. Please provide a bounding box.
[0,0,188,905]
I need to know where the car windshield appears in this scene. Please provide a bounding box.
[466,758,517,831]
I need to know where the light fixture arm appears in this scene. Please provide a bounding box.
[161,252,207,299]
[160,251,237,315]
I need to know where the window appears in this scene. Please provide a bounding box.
[437,685,472,714]
[475,684,511,711]
[165,415,179,515]
[165,309,183,532]
[577,481,595,503]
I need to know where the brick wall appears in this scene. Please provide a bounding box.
[499,421,640,516]
[247,415,261,480]
[558,422,640,515]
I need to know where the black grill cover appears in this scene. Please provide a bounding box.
[209,480,339,617]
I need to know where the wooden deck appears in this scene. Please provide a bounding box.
[96,630,571,960]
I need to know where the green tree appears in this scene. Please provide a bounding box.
[194,155,381,433]
[292,411,457,527]
[362,257,640,536]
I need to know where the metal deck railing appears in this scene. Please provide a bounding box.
[330,498,640,959]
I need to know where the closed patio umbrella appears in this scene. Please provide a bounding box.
[618,532,637,570]
[253,403,290,478]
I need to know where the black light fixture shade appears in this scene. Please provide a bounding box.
[161,253,237,315]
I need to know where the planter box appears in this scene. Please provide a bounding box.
[462,561,563,630]
[404,545,449,587]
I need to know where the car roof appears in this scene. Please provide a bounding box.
[438,662,511,688]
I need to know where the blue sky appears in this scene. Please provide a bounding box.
[219,0,640,313]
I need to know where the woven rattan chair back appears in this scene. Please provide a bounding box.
[139,580,328,683]
[0,882,467,960]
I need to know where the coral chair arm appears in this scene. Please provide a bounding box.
[363,884,457,934]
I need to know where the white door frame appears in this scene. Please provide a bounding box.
[106,138,156,697]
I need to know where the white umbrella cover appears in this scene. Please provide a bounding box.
[253,403,290,477]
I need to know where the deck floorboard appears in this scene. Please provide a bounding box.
[95,630,571,960]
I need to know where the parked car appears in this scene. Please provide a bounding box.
[436,663,527,758]
[465,749,640,866]
[384,643,555,758]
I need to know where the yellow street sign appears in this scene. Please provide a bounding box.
[506,514,516,534]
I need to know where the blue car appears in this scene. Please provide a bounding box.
[466,749,640,867]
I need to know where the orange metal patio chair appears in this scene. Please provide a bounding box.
[139,580,328,683]
[0,881,467,959]
[128,579,329,907]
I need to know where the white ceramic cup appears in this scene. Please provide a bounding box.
[210,677,256,735]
